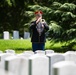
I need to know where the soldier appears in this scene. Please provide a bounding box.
[30,11,49,52]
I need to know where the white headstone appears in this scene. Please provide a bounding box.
[5,49,15,54]
[65,51,75,53]
[29,54,49,75]
[17,52,33,58]
[16,54,32,75]
[3,31,9,40]
[63,51,76,63]
[35,50,45,54]
[19,55,32,75]
[0,68,14,75]
[5,56,21,75]
[53,61,76,75]
[0,53,14,68]
[13,31,19,39]
[47,53,65,75]
[23,51,34,55]
[45,50,54,54]
[5,55,32,75]
[24,32,30,39]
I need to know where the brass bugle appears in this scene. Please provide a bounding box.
[40,19,45,23]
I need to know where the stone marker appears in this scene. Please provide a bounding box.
[23,51,34,55]
[17,51,34,75]
[63,51,76,63]
[3,31,9,40]
[29,54,49,75]
[35,50,45,54]
[5,54,32,75]
[65,51,75,53]
[24,32,30,39]
[53,61,76,75]
[45,50,54,54]
[13,31,19,39]
[17,53,32,57]
[5,56,21,75]
[19,55,32,75]
[17,51,34,57]
[46,53,65,75]
[0,53,14,69]
[0,68,14,75]
[5,49,15,54]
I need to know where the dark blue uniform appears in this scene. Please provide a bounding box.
[30,20,49,52]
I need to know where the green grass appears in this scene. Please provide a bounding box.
[0,39,32,53]
[0,39,76,53]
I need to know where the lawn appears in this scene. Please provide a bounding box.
[0,39,32,53]
[0,39,76,53]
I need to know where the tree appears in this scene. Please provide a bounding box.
[0,0,76,40]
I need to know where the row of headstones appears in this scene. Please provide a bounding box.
[0,50,76,75]
[3,31,30,39]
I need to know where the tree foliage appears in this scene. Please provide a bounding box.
[0,0,76,41]
[0,0,28,33]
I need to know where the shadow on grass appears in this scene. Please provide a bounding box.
[61,42,76,51]
[49,39,76,53]
[14,48,32,51]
